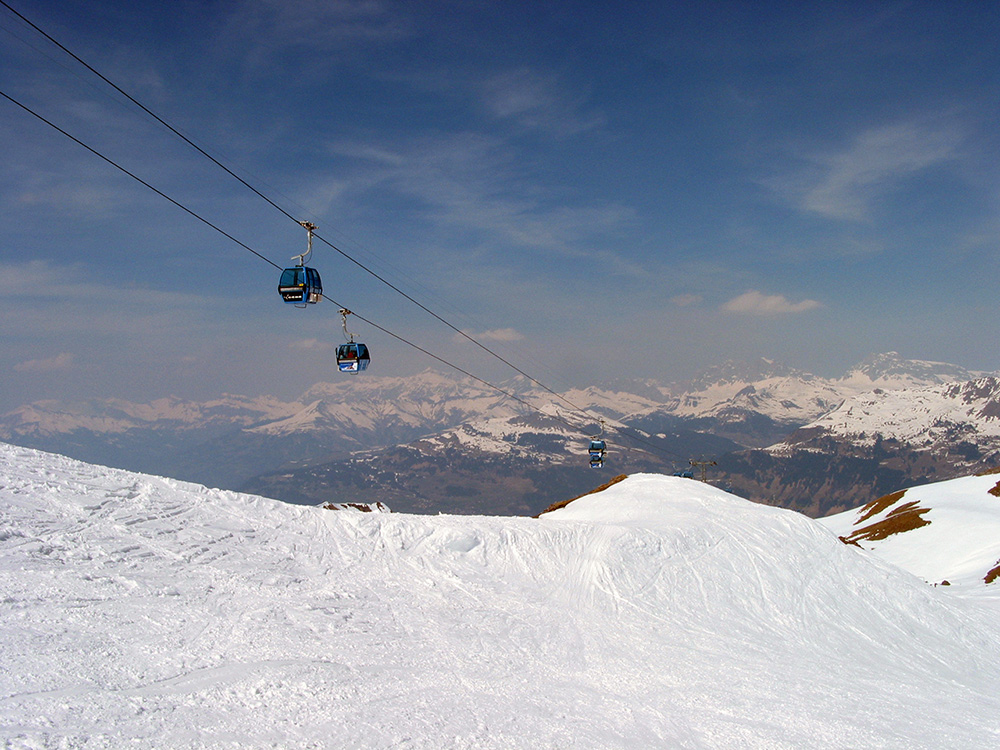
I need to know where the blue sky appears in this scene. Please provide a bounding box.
[2,0,999,410]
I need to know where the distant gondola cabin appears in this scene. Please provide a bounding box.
[337,342,370,372]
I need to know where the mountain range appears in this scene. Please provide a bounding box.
[2,352,997,515]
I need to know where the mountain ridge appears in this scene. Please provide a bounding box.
[2,353,996,515]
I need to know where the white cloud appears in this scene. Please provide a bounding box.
[723,290,821,316]
[14,352,75,373]
[289,338,333,351]
[454,328,525,343]
[327,141,405,166]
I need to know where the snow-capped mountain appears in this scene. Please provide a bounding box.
[3,442,999,748]
[772,376,1000,464]
[839,351,983,390]
[0,371,540,491]
[639,352,985,445]
[2,353,995,516]
[550,380,668,419]
[819,470,1000,589]
[710,376,1000,519]
[250,369,529,438]
[240,405,741,516]
[4,353,972,447]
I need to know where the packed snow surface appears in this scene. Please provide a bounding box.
[2,443,1000,749]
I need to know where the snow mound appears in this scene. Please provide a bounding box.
[2,444,1000,749]
[820,472,1000,589]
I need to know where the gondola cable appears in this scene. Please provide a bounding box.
[0,86,598,441]
[2,85,697,467]
[1,7,702,468]
[0,0,604,423]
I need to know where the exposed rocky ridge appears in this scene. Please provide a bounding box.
[819,473,1000,587]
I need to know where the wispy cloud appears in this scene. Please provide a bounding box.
[326,132,649,277]
[671,294,703,307]
[788,118,963,221]
[723,290,821,316]
[229,0,412,50]
[0,261,234,340]
[479,68,605,136]
[321,131,642,273]
[14,352,75,373]
[327,142,405,166]
[289,338,333,351]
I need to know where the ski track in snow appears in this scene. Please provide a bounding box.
[1,443,999,749]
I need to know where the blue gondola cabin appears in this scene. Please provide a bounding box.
[278,266,322,305]
[337,342,370,372]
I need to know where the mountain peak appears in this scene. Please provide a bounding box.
[685,358,808,391]
[843,352,977,386]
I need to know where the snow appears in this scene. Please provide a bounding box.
[663,374,848,423]
[2,443,1000,748]
[655,352,984,426]
[770,377,1000,453]
[258,370,527,437]
[7,354,991,445]
[820,473,1000,591]
[415,406,617,459]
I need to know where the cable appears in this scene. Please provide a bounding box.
[2,85,695,465]
[0,0,302,225]
[0,13,699,467]
[0,0,602,422]
[0,86,598,440]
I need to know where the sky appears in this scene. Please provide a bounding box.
[2,0,1000,411]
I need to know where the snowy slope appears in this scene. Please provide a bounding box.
[2,444,1000,748]
[820,472,1000,589]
